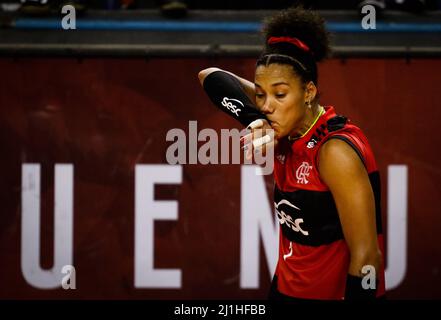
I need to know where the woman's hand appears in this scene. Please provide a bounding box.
[241,119,278,160]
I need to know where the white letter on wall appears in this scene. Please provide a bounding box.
[21,164,74,289]
[135,165,182,288]
[385,165,408,290]
[240,166,279,288]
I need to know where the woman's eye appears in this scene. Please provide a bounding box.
[276,93,286,98]
[255,93,265,99]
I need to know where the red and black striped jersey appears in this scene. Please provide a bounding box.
[273,106,386,300]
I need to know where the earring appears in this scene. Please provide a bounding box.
[307,101,312,109]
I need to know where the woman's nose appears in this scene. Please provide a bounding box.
[260,98,273,114]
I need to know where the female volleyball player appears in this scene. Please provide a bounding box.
[198,7,386,300]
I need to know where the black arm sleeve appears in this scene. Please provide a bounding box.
[202,70,268,127]
[345,274,378,300]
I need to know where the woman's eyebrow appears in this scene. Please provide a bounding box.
[254,82,289,87]
[271,82,289,87]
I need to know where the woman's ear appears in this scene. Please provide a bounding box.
[305,81,317,102]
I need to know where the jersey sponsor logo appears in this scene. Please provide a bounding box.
[306,138,317,149]
[307,123,328,147]
[221,97,243,116]
[296,162,313,184]
[275,199,309,236]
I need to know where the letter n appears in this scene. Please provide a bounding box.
[240,166,279,288]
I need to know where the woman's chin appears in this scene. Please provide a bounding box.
[272,126,285,140]
[271,123,289,140]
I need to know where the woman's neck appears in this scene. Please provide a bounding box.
[288,104,324,141]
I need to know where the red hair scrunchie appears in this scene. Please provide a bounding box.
[267,36,310,53]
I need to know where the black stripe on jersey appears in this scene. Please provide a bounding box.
[275,186,343,246]
[275,171,383,246]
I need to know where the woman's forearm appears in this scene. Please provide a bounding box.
[198,68,267,127]
[198,67,256,104]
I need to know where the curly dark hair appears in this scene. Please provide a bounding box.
[257,7,331,85]
[262,6,331,62]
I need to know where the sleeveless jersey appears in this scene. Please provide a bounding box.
[273,106,386,300]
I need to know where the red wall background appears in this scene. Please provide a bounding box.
[0,57,440,299]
